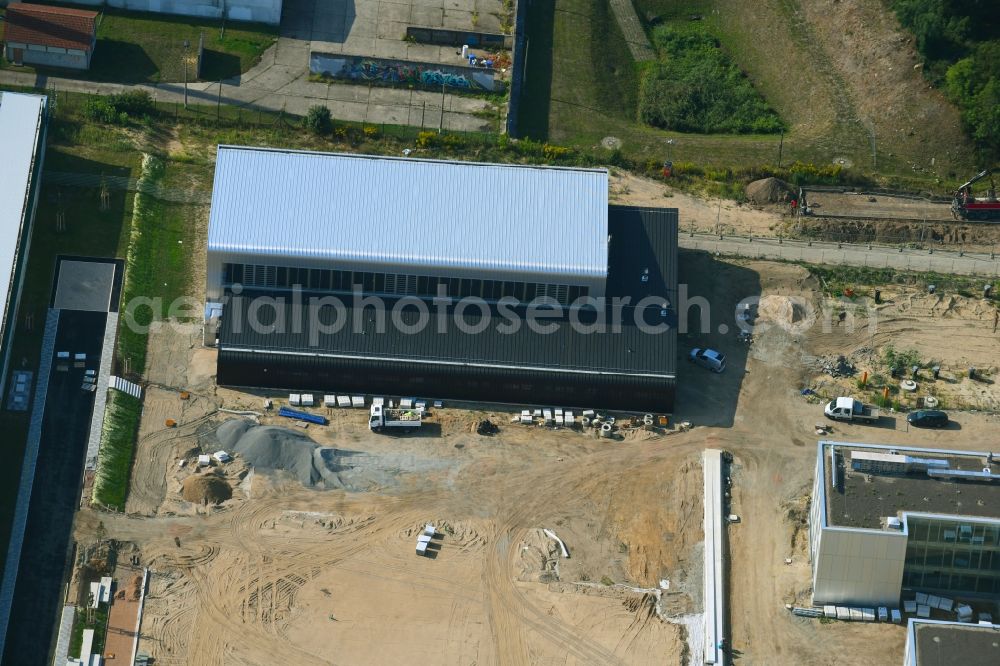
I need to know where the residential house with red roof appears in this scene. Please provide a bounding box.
[2,3,98,71]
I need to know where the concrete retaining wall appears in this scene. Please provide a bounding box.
[310,52,501,92]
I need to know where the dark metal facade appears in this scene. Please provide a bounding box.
[216,206,679,412]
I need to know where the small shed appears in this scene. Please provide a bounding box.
[2,3,98,71]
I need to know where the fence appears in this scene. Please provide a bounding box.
[46,87,501,142]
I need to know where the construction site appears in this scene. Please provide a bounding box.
[50,243,998,665]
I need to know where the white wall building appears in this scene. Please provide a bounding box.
[205,147,610,305]
[809,441,1000,607]
[0,92,47,399]
[50,0,283,26]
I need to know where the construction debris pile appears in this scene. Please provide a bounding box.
[805,354,857,377]
[475,420,499,436]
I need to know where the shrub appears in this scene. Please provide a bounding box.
[416,131,439,148]
[883,344,922,374]
[303,105,333,134]
[108,90,154,116]
[542,144,573,161]
[84,98,128,125]
[83,90,154,125]
[639,26,783,134]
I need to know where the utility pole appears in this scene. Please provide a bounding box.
[439,82,445,133]
[777,129,784,168]
[183,40,190,109]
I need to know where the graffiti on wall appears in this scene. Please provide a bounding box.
[309,53,501,92]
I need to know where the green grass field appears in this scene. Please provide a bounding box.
[518,0,974,189]
[0,7,276,83]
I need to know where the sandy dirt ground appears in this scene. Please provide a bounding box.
[611,171,1000,250]
[610,171,786,237]
[67,252,1000,666]
[803,191,953,222]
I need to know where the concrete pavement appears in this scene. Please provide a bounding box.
[0,64,495,131]
[0,0,500,133]
[680,233,1000,277]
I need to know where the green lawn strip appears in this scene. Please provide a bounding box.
[92,389,142,510]
[0,6,276,83]
[67,601,110,658]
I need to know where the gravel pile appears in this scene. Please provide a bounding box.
[227,424,321,487]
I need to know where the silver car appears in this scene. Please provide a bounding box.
[689,347,726,373]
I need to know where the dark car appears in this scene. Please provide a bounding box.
[907,410,949,428]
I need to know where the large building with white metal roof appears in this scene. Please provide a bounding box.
[207,147,678,411]
[206,146,610,305]
[0,91,48,400]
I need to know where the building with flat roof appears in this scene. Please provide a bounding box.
[207,148,678,411]
[2,3,98,70]
[0,91,47,400]
[207,147,611,304]
[903,619,1000,666]
[809,441,1000,606]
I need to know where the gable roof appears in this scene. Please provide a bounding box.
[3,3,98,52]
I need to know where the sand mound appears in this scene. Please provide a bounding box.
[226,423,320,487]
[746,177,794,204]
[182,473,232,505]
[757,295,810,325]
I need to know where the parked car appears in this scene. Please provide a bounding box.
[689,347,726,373]
[907,409,949,428]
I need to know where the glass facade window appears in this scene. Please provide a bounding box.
[902,516,1000,597]
[222,262,590,305]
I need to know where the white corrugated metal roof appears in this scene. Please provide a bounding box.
[207,146,609,282]
[0,92,46,344]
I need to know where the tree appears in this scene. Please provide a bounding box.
[303,105,332,134]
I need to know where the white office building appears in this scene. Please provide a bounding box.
[809,441,1000,606]
[0,92,47,399]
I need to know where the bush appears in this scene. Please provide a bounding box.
[944,42,1000,154]
[639,26,783,134]
[883,344,922,374]
[108,90,154,116]
[83,90,154,125]
[415,131,439,148]
[889,1,1000,155]
[304,105,333,134]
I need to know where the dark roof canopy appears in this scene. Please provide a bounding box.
[218,206,679,379]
